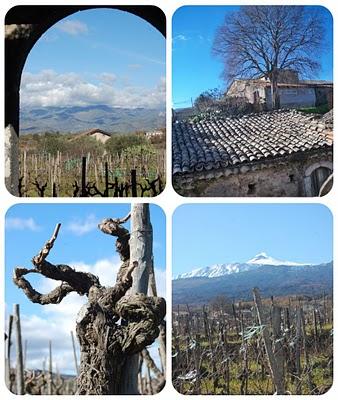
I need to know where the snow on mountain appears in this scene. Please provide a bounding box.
[246,252,311,266]
[175,252,312,279]
[176,263,251,279]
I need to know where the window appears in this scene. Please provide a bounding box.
[310,167,332,196]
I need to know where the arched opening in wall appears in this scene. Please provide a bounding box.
[5,6,166,197]
[310,166,332,196]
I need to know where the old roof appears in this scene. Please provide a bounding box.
[229,79,333,89]
[79,128,112,137]
[172,110,333,175]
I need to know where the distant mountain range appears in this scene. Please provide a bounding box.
[20,105,166,134]
[173,253,332,304]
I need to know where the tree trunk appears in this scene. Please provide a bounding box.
[120,203,153,394]
[270,68,280,110]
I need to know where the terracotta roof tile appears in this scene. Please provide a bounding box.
[172,110,333,175]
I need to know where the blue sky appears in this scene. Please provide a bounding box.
[172,5,333,108]
[5,203,166,374]
[21,8,165,109]
[172,204,333,277]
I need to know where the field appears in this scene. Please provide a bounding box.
[18,131,166,197]
[172,290,333,395]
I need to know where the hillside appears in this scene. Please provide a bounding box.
[173,253,332,304]
[20,105,166,134]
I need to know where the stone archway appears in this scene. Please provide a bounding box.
[5,5,166,195]
[304,161,333,196]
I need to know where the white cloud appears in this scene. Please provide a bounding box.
[8,257,166,375]
[173,34,188,42]
[65,214,99,236]
[6,217,41,231]
[20,70,166,109]
[56,20,88,36]
[99,72,117,84]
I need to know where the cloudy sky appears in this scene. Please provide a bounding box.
[173,204,332,276]
[5,204,166,375]
[173,5,333,108]
[20,8,165,109]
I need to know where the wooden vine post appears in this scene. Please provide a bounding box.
[120,203,153,394]
[48,340,53,395]
[252,288,285,394]
[5,314,14,391]
[71,331,79,376]
[12,207,165,395]
[14,304,24,395]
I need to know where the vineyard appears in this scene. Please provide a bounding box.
[172,289,333,395]
[5,305,165,395]
[18,132,166,197]
[19,150,165,197]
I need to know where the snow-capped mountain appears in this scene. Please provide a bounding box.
[175,252,312,279]
[246,252,311,266]
[173,256,332,304]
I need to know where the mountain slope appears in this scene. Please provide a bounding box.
[173,254,332,304]
[175,252,312,279]
[20,105,165,134]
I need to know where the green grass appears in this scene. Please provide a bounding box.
[175,335,333,395]
[297,104,330,114]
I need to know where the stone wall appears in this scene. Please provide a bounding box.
[265,87,316,109]
[314,87,333,107]
[227,80,266,104]
[173,151,333,197]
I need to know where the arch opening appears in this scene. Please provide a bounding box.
[5,5,166,196]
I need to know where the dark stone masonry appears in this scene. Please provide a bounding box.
[172,109,333,197]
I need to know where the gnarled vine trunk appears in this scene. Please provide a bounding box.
[13,209,165,395]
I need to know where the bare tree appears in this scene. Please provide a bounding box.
[213,6,325,109]
[12,212,165,395]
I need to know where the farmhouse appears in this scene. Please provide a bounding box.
[172,109,333,197]
[145,130,164,139]
[76,128,112,143]
[227,70,333,110]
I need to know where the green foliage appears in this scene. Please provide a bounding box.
[67,136,103,157]
[194,88,224,111]
[122,143,156,158]
[298,104,330,114]
[40,132,66,155]
[20,132,106,157]
[19,130,166,197]
[105,133,147,155]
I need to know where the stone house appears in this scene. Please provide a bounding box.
[227,70,333,110]
[145,130,164,139]
[172,109,333,197]
[77,128,112,143]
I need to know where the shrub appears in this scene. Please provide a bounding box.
[105,133,147,155]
